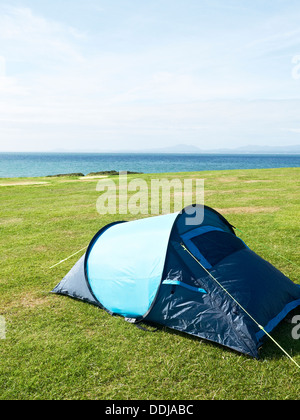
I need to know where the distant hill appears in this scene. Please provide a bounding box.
[127,144,300,154]
[49,144,300,154]
[222,144,300,154]
[136,144,204,153]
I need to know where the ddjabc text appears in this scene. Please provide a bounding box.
[105,403,194,417]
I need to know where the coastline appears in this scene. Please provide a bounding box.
[0,165,299,183]
[0,152,300,178]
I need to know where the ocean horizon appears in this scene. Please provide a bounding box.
[0,152,300,178]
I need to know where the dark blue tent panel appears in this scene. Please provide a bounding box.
[52,205,300,358]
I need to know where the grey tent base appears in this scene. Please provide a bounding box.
[52,255,99,307]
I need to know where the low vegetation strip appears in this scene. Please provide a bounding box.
[0,167,299,400]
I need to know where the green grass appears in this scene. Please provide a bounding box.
[0,167,299,400]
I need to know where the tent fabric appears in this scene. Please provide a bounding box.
[85,212,179,318]
[52,205,300,358]
[52,254,99,306]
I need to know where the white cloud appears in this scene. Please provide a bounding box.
[0,54,30,95]
[0,6,86,65]
[0,2,300,151]
[285,128,300,133]
[0,56,6,77]
[0,6,88,108]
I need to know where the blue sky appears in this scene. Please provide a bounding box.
[0,0,300,151]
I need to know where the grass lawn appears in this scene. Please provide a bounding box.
[0,167,299,400]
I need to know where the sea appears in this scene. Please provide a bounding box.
[0,152,299,178]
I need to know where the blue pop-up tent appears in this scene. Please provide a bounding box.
[52,205,300,358]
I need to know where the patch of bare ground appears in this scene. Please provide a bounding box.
[0,217,24,226]
[0,181,49,186]
[215,206,280,214]
[1,292,50,314]
[19,293,49,309]
[79,175,108,180]
[205,188,282,195]
[216,177,273,184]
[217,176,239,183]
[243,180,272,183]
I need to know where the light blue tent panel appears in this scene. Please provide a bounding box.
[86,212,179,318]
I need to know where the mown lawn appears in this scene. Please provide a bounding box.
[0,167,299,400]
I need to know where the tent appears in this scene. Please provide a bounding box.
[52,205,300,358]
